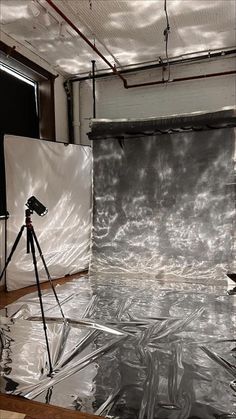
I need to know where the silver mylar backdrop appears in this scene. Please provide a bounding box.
[91,128,235,283]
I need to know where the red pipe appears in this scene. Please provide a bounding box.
[45,0,128,88]
[45,0,235,90]
[125,70,236,88]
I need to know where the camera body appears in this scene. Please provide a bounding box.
[26,196,48,216]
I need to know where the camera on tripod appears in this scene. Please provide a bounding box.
[26,196,48,216]
[0,196,65,376]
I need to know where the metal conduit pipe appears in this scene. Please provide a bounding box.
[125,69,236,89]
[70,49,236,82]
[74,68,236,89]
[45,0,128,88]
[64,80,74,143]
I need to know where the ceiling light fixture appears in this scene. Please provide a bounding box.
[59,21,67,39]
[41,10,51,27]
[28,0,41,17]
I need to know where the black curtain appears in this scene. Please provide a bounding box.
[0,69,39,215]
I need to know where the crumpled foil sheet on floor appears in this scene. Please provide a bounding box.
[0,275,235,418]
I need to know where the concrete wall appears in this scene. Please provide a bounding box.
[75,56,236,145]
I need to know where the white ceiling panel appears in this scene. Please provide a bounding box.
[0,0,235,76]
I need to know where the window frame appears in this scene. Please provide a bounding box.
[0,41,56,140]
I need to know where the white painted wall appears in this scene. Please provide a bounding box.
[75,56,236,145]
[54,75,69,143]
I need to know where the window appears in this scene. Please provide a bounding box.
[0,63,39,138]
[0,64,40,215]
[0,41,56,216]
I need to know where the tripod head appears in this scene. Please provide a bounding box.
[25,208,33,229]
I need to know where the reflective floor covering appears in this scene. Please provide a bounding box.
[0,275,235,418]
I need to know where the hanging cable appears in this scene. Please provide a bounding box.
[163,0,171,82]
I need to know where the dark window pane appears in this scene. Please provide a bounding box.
[0,68,39,215]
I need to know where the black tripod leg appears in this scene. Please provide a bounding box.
[28,228,53,376]
[0,225,25,281]
[31,228,66,320]
[26,228,30,254]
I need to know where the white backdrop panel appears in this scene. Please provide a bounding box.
[4,135,92,291]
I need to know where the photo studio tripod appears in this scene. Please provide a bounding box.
[0,196,66,376]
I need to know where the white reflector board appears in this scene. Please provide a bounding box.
[4,135,92,291]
